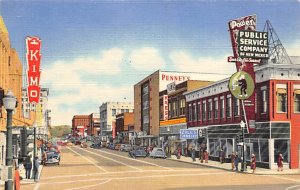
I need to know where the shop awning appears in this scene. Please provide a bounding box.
[277,88,287,94]
[294,89,300,94]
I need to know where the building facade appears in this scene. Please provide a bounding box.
[185,57,300,169]
[159,80,213,153]
[99,102,133,141]
[134,70,217,147]
[115,112,134,144]
[72,115,90,137]
[88,113,100,136]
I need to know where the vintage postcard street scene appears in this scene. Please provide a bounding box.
[0,0,299,190]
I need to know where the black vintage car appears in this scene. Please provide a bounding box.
[129,146,147,158]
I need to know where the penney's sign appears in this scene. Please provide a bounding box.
[26,36,41,104]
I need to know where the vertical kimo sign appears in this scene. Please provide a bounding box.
[26,36,41,104]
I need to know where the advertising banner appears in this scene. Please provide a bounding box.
[180,129,198,140]
[163,95,168,120]
[26,36,42,104]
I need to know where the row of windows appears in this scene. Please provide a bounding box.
[188,88,300,122]
[160,98,185,120]
[188,96,241,122]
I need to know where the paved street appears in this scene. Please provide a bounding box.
[20,146,300,190]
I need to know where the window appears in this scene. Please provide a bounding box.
[294,89,300,113]
[188,104,192,122]
[168,102,172,118]
[202,101,206,121]
[226,96,232,118]
[276,88,287,112]
[197,102,201,121]
[261,90,267,113]
[121,109,125,113]
[179,98,185,115]
[208,100,212,120]
[193,103,197,121]
[233,98,240,116]
[172,101,178,117]
[220,98,225,118]
[112,109,116,116]
[214,99,218,118]
[125,109,129,113]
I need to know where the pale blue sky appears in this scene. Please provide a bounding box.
[0,0,299,125]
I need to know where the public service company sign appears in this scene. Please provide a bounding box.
[26,36,42,104]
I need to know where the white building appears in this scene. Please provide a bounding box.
[99,102,133,141]
[22,88,50,135]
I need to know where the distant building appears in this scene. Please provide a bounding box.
[99,102,133,142]
[115,112,134,144]
[72,115,89,137]
[88,113,100,136]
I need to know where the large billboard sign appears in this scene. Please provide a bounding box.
[237,30,268,59]
[228,15,257,60]
[26,36,42,104]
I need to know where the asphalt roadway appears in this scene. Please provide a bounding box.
[20,146,300,190]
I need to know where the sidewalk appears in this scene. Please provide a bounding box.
[0,165,43,186]
[168,155,299,175]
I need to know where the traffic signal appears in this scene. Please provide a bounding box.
[20,128,34,157]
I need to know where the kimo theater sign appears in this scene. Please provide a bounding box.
[26,36,42,104]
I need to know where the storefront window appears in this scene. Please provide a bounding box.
[274,139,290,163]
[259,139,269,163]
[193,103,197,121]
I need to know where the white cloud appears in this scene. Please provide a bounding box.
[129,47,165,71]
[49,84,133,126]
[170,51,236,81]
[286,40,300,56]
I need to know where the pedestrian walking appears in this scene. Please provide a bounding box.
[24,156,32,179]
[191,143,196,162]
[34,156,40,182]
[231,152,236,170]
[250,154,256,173]
[176,147,181,159]
[204,150,209,163]
[234,153,240,172]
[277,153,284,171]
[199,148,204,163]
[219,148,225,164]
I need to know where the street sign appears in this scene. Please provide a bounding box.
[229,71,255,100]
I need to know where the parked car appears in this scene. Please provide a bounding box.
[149,147,167,159]
[107,143,115,150]
[90,143,101,149]
[114,144,122,151]
[120,144,131,152]
[129,146,147,158]
[45,152,60,165]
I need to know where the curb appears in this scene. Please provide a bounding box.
[167,157,299,175]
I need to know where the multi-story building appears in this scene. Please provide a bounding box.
[115,112,134,144]
[159,80,213,153]
[22,88,50,136]
[134,70,217,147]
[72,115,90,137]
[184,56,300,169]
[88,113,100,136]
[99,102,133,142]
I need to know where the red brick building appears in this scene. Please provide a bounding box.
[72,115,89,137]
[185,57,300,169]
[115,112,134,144]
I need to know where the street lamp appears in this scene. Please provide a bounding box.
[3,90,17,190]
[240,120,247,172]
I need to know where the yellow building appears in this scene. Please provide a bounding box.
[0,16,35,131]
